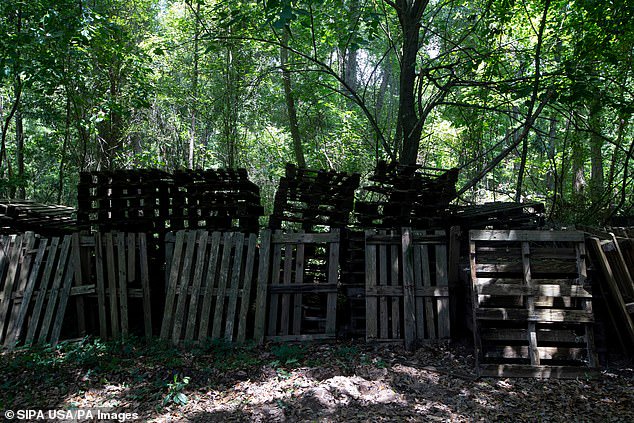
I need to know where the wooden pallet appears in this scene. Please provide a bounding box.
[365,228,451,350]
[469,230,598,378]
[161,230,257,344]
[254,230,340,343]
[78,232,153,340]
[0,233,76,348]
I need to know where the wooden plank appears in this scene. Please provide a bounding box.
[4,233,36,347]
[116,232,129,337]
[198,231,221,341]
[71,232,86,336]
[577,241,597,366]
[6,239,47,349]
[475,308,594,323]
[0,235,23,343]
[483,346,586,360]
[127,233,136,284]
[138,233,152,339]
[279,243,293,336]
[94,233,108,339]
[469,230,584,243]
[270,283,339,294]
[211,232,233,339]
[292,234,305,336]
[224,232,245,341]
[267,231,283,336]
[435,230,450,339]
[390,233,400,339]
[38,236,71,343]
[402,228,416,350]
[325,229,339,336]
[480,328,585,343]
[421,242,435,339]
[184,231,208,342]
[172,230,198,343]
[160,231,185,339]
[478,364,599,379]
[522,241,539,366]
[272,232,339,244]
[237,233,257,342]
[50,240,76,345]
[413,244,426,340]
[365,230,378,340]
[253,230,271,344]
[105,232,119,338]
[378,237,388,339]
[476,284,591,297]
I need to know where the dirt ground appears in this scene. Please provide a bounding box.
[1,338,632,422]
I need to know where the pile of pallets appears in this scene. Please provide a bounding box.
[354,161,458,229]
[469,230,598,378]
[269,163,360,231]
[77,168,263,234]
[0,200,76,235]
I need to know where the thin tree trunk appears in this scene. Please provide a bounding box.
[58,94,71,204]
[588,97,604,204]
[15,105,25,199]
[188,1,200,169]
[280,29,305,167]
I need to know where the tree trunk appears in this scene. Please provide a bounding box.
[397,2,427,165]
[588,97,604,204]
[280,29,306,167]
[15,105,25,199]
[188,1,200,169]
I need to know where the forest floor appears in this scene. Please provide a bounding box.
[1,337,633,422]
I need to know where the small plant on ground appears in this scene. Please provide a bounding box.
[162,374,190,407]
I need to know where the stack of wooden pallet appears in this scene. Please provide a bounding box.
[269,163,360,231]
[354,161,458,229]
[77,169,172,232]
[0,200,76,235]
[469,230,598,378]
[77,168,263,234]
[170,169,263,233]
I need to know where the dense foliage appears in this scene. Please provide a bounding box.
[0,0,632,223]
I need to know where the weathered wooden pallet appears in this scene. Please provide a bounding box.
[365,228,451,350]
[162,230,257,344]
[469,230,599,378]
[254,230,340,343]
[0,233,76,348]
[81,232,152,340]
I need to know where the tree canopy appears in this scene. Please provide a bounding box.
[0,0,632,224]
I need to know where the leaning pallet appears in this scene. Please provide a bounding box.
[365,228,451,350]
[161,230,257,344]
[254,230,340,343]
[80,232,152,340]
[0,234,76,348]
[469,230,598,378]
